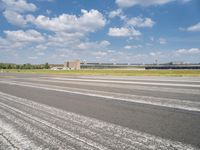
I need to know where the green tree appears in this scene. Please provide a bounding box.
[7,64,12,69]
[16,65,20,69]
[44,62,50,69]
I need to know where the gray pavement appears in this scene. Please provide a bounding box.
[0,73,200,149]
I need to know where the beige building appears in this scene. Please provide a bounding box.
[64,60,80,70]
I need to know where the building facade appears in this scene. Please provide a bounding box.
[64,60,80,70]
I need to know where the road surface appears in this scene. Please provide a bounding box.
[0,73,200,149]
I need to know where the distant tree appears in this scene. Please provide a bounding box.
[21,64,26,69]
[0,63,3,69]
[26,63,32,69]
[44,62,50,69]
[7,64,12,69]
[0,63,53,69]
[16,65,20,69]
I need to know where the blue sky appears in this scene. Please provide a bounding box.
[0,0,200,64]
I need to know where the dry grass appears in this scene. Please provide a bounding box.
[2,69,200,77]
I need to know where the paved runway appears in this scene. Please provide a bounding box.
[0,73,200,149]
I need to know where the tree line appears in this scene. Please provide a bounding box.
[0,63,50,69]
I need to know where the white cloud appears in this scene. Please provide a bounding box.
[108,27,141,37]
[3,10,27,26]
[35,45,47,51]
[109,9,126,20]
[1,0,37,13]
[3,10,35,26]
[4,29,44,43]
[109,9,127,21]
[77,40,110,50]
[127,17,155,28]
[115,0,192,8]
[21,10,107,53]
[116,0,174,8]
[108,13,154,40]
[187,22,200,32]
[92,51,108,56]
[124,45,132,49]
[176,48,200,54]
[47,32,82,45]
[149,52,161,56]
[159,38,167,44]
[124,45,142,49]
[1,0,36,26]
[44,32,110,53]
[100,40,111,47]
[33,9,106,33]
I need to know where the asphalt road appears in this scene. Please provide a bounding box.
[0,73,200,149]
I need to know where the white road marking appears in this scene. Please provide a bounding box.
[50,77,200,88]
[0,91,198,150]
[18,77,200,95]
[0,80,200,112]
[64,76,200,83]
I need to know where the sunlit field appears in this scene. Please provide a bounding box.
[3,69,200,77]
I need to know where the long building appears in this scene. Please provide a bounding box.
[145,64,200,70]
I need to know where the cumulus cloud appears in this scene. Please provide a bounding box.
[176,48,200,54]
[149,52,162,56]
[99,40,111,47]
[15,9,107,54]
[1,0,37,13]
[108,13,154,39]
[109,9,127,21]
[1,0,36,26]
[92,51,108,57]
[4,29,44,42]
[3,10,27,26]
[33,9,106,33]
[124,45,142,49]
[116,0,174,8]
[0,29,45,58]
[108,27,141,37]
[127,17,155,28]
[46,32,83,48]
[77,40,110,50]
[124,45,132,49]
[187,22,200,32]
[116,0,192,8]
[109,9,123,18]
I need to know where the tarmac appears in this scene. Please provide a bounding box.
[0,73,200,149]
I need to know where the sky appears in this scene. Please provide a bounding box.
[0,0,200,64]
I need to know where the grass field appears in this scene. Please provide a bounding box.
[1,69,200,77]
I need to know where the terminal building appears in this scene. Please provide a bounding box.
[64,60,80,70]
[50,61,200,70]
[145,64,200,70]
